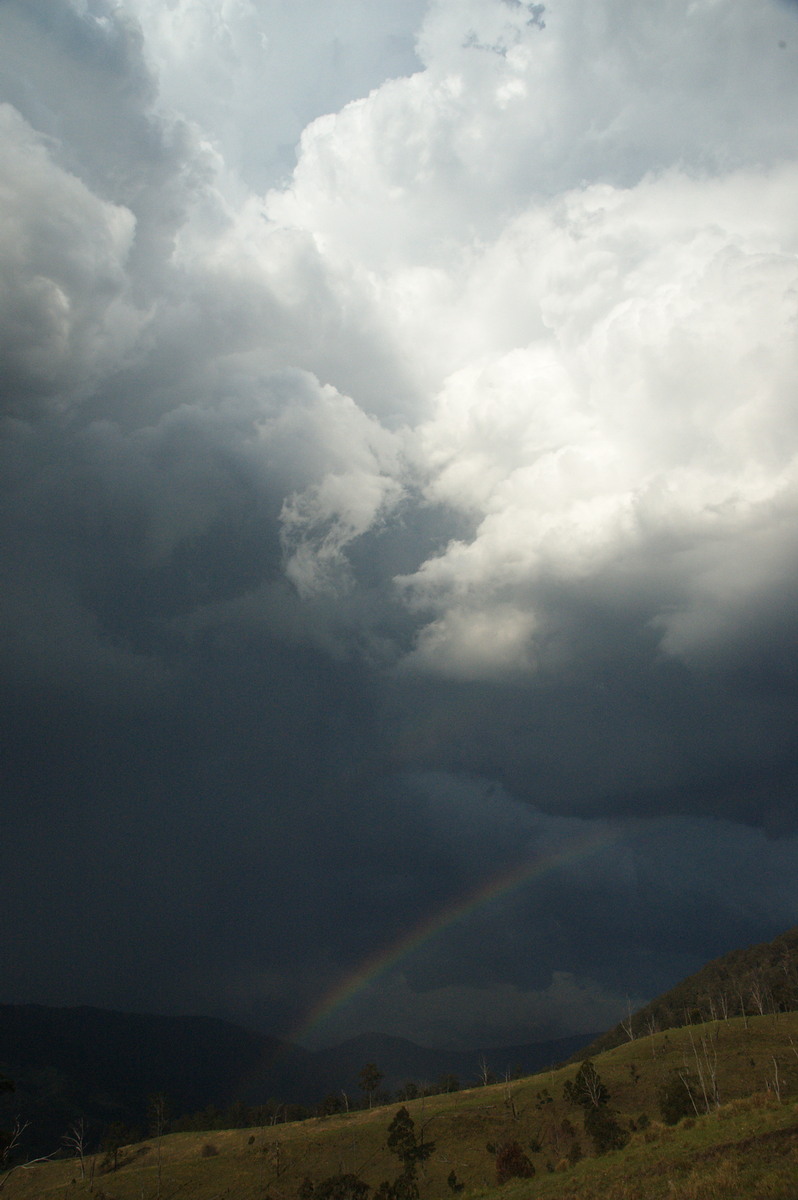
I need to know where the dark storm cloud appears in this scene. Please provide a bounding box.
[2,0,798,1050]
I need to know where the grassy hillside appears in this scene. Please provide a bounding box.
[6,1011,798,1200]
[578,925,798,1059]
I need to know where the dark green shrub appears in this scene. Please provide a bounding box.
[309,1174,371,1200]
[584,1105,629,1154]
[495,1140,535,1184]
[657,1072,699,1125]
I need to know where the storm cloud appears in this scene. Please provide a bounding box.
[3,0,798,1051]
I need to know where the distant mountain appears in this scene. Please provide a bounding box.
[0,1002,595,1152]
[0,1004,317,1151]
[311,1030,596,1097]
[576,925,798,1060]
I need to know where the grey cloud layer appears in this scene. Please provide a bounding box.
[3,0,798,1047]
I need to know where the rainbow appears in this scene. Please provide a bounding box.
[294,823,618,1046]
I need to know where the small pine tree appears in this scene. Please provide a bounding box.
[358,1063,384,1109]
[386,1107,434,1170]
[386,1107,417,1162]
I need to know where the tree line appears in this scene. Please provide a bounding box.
[0,1057,501,1181]
[583,928,798,1058]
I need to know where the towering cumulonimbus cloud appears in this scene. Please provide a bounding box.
[3,0,798,1045]
[2,0,798,763]
[257,0,798,681]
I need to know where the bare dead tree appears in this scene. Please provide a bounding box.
[477,1055,492,1087]
[749,976,767,1017]
[264,1140,286,1177]
[735,982,750,1029]
[767,1057,782,1102]
[148,1093,169,1200]
[685,1024,720,1113]
[0,1122,60,1194]
[0,1119,29,1169]
[702,1029,720,1109]
[620,996,636,1042]
[643,1013,659,1057]
[503,1069,519,1120]
[779,946,798,1009]
[62,1117,88,1180]
[676,1067,701,1118]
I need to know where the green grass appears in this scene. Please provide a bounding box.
[6,1012,798,1199]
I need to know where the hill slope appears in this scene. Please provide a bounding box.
[0,1004,594,1152]
[8,1011,798,1200]
[577,925,798,1059]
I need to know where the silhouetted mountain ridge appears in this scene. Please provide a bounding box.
[310,1029,596,1096]
[0,1004,313,1150]
[0,1003,594,1151]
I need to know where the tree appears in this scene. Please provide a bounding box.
[563,1060,609,1109]
[563,1059,627,1155]
[100,1122,130,1172]
[358,1063,384,1109]
[62,1118,88,1180]
[318,1174,370,1200]
[224,1099,250,1128]
[148,1093,170,1200]
[0,1118,28,1169]
[583,1105,628,1154]
[0,1076,18,1170]
[386,1106,434,1171]
[477,1055,495,1086]
[0,1076,16,1163]
[495,1139,535,1184]
[657,1071,699,1124]
[302,1173,371,1200]
[377,1106,436,1200]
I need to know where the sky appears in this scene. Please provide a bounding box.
[2,0,798,1055]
